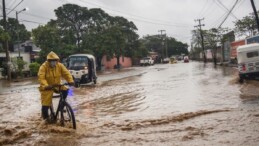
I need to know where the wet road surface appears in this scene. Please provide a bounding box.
[1,61,259,145]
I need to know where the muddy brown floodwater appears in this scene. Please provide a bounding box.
[1,61,259,146]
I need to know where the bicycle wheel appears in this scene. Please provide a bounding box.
[59,102,76,129]
[49,105,56,122]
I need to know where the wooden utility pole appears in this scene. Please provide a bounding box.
[2,0,11,80]
[158,30,166,61]
[250,0,259,32]
[195,18,207,63]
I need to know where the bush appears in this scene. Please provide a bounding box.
[29,62,40,76]
[10,58,27,78]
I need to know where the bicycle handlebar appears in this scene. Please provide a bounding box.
[52,83,74,87]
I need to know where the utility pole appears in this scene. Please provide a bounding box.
[2,0,11,80]
[16,8,28,58]
[250,0,259,32]
[165,33,168,58]
[194,18,206,63]
[158,30,166,62]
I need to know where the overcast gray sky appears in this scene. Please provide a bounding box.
[3,0,258,45]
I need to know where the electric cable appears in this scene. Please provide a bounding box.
[216,0,238,20]
[6,0,16,10]
[7,0,24,15]
[73,0,192,27]
[218,0,239,28]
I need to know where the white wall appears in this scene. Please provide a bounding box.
[0,52,31,71]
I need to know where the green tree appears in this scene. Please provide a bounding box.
[32,24,62,63]
[10,57,27,77]
[81,8,112,68]
[0,18,30,44]
[234,12,258,37]
[140,35,162,58]
[191,27,230,65]
[54,4,91,51]
[141,35,188,59]
[82,14,139,68]
[167,37,188,56]
[133,40,149,58]
[33,3,141,68]
[29,62,40,76]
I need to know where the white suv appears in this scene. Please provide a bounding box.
[140,57,154,66]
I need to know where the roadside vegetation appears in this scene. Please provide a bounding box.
[190,11,259,65]
[1,4,256,78]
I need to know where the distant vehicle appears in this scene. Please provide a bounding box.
[140,57,154,66]
[162,57,170,64]
[66,54,97,87]
[170,57,177,64]
[184,56,189,63]
[177,56,182,61]
[237,43,259,83]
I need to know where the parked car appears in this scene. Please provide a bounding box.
[184,56,189,63]
[140,57,154,66]
[237,43,259,83]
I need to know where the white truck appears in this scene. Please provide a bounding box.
[140,57,154,66]
[237,43,259,82]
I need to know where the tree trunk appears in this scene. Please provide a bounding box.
[203,51,207,63]
[116,56,120,69]
[213,47,217,66]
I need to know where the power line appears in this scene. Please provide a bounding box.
[196,0,209,18]
[208,0,241,28]
[0,15,46,25]
[20,19,44,25]
[22,12,54,20]
[218,0,239,28]
[6,0,16,9]
[74,0,192,28]
[1,7,53,21]
[199,0,217,22]
[6,0,24,15]
[216,0,238,20]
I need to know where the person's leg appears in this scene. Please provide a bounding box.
[41,106,49,119]
[40,90,54,120]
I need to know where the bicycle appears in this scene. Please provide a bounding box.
[49,83,76,129]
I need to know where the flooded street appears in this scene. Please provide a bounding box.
[1,61,259,145]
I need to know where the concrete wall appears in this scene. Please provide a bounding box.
[101,55,132,69]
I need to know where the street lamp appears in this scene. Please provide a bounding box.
[16,7,28,58]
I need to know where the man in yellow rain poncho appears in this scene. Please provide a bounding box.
[38,51,74,122]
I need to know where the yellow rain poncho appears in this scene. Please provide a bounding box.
[38,51,73,106]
